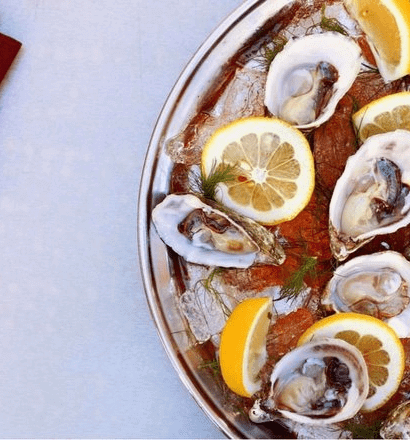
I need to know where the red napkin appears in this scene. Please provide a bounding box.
[0,33,21,85]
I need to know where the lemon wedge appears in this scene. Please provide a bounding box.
[298,313,405,412]
[219,297,272,398]
[344,0,410,81]
[201,117,315,225]
[353,91,410,141]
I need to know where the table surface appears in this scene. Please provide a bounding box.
[0,1,242,438]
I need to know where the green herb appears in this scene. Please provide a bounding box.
[200,267,231,318]
[198,359,221,377]
[277,256,317,302]
[232,404,248,417]
[191,160,238,201]
[307,6,348,36]
[348,94,363,150]
[359,62,380,75]
[344,419,382,439]
[261,35,288,69]
[171,328,197,347]
[319,5,349,35]
[350,95,360,115]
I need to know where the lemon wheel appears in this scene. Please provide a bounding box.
[298,312,405,412]
[219,297,272,398]
[353,91,410,141]
[201,117,315,225]
[344,0,410,81]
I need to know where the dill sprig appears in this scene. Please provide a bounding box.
[261,35,288,69]
[200,267,231,318]
[350,95,361,115]
[307,6,348,36]
[319,5,349,35]
[359,62,380,76]
[348,94,363,150]
[277,256,317,302]
[198,359,221,377]
[344,419,382,439]
[191,160,238,201]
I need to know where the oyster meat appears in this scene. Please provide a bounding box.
[264,32,362,129]
[250,338,369,425]
[380,400,410,439]
[329,130,410,260]
[322,251,410,321]
[151,193,285,268]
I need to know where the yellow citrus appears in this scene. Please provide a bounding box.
[344,0,410,81]
[353,91,410,141]
[219,297,272,398]
[201,117,315,225]
[298,312,405,412]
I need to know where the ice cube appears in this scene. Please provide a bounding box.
[165,67,267,165]
[179,282,231,343]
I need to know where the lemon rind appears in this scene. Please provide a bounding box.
[219,297,272,397]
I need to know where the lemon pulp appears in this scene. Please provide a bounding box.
[344,0,410,81]
[353,91,410,141]
[201,117,315,225]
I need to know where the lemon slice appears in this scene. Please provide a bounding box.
[219,297,272,398]
[353,91,410,141]
[344,0,410,81]
[201,117,315,225]
[298,313,405,412]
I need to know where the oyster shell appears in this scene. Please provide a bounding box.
[329,130,410,261]
[151,193,285,268]
[249,338,369,425]
[380,400,410,439]
[264,32,362,129]
[322,251,410,321]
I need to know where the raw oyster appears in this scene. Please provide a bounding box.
[264,32,361,129]
[322,251,410,321]
[151,193,285,268]
[380,400,410,439]
[329,130,410,261]
[250,338,369,425]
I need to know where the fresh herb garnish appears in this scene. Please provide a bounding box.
[261,35,288,69]
[360,62,380,75]
[319,5,349,35]
[190,160,238,201]
[347,94,363,150]
[307,6,348,36]
[277,256,317,302]
[198,358,221,377]
[344,419,382,439]
[200,267,231,318]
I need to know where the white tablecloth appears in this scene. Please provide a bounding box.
[0,1,241,437]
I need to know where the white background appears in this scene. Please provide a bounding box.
[0,1,241,438]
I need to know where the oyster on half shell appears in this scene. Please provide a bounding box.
[264,32,362,129]
[152,193,285,268]
[329,130,410,261]
[250,338,369,426]
[322,251,410,321]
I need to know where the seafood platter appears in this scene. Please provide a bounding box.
[138,0,410,438]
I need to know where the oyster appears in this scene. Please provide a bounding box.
[264,32,361,129]
[250,338,369,425]
[380,400,410,439]
[322,251,410,321]
[151,193,285,268]
[329,130,410,261]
